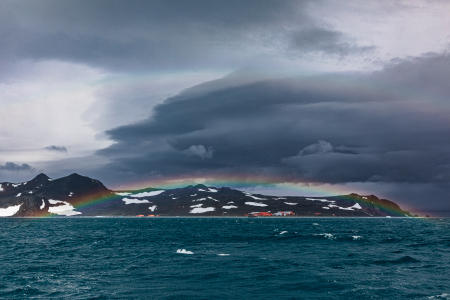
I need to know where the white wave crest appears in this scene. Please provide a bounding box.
[176,249,194,255]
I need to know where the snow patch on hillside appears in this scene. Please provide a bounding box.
[222,205,237,209]
[122,198,150,204]
[190,206,215,214]
[327,202,362,211]
[132,190,164,197]
[245,202,268,207]
[0,204,22,216]
[116,192,132,196]
[351,203,362,209]
[306,198,334,203]
[48,200,81,216]
[245,193,266,200]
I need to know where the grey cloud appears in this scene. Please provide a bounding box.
[99,53,450,190]
[281,150,440,183]
[0,162,33,171]
[0,0,370,73]
[290,28,375,55]
[372,53,450,101]
[44,145,68,153]
[298,140,334,156]
[185,145,214,160]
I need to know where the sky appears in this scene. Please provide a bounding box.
[0,0,449,215]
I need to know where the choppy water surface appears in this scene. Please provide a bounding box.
[0,218,448,299]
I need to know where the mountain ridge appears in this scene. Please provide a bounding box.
[0,173,413,217]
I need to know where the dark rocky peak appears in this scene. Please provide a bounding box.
[179,184,203,191]
[177,184,221,193]
[32,173,50,181]
[26,173,51,187]
[44,173,111,197]
[193,184,209,189]
[55,173,107,188]
[66,173,86,180]
[219,187,233,191]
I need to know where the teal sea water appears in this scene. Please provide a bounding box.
[0,218,448,299]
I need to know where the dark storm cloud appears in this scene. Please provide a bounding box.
[44,145,68,153]
[0,162,33,171]
[100,53,450,187]
[0,0,370,72]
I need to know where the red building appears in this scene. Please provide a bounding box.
[248,212,273,217]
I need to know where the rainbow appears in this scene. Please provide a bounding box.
[31,174,419,217]
[111,174,365,195]
[31,191,121,218]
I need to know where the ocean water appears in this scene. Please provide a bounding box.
[0,218,448,299]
